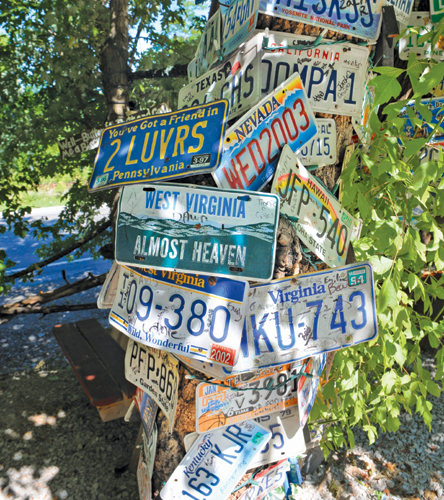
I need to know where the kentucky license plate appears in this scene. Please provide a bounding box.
[110,265,249,366]
[261,32,369,117]
[258,0,384,43]
[115,183,279,282]
[89,101,228,192]
[159,421,272,500]
[399,12,444,61]
[297,119,336,166]
[245,262,378,365]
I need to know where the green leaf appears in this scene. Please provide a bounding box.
[368,74,402,107]
[341,370,359,390]
[407,52,429,81]
[378,279,398,312]
[347,428,355,449]
[426,380,441,398]
[372,67,405,77]
[357,193,371,219]
[381,371,397,392]
[404,138,428,158]
[412,161,438,190]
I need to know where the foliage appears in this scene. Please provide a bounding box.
[310,24,444,451]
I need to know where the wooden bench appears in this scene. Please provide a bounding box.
[53,319,136,422]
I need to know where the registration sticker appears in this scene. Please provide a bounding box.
[297,119,337,166]
[207,344,236,366]
[221,0,259,57]
[399,12,444,61]
[159,421,272,500]
[125,340,179,431]
[271,145,362,268]
[213,73,317,192]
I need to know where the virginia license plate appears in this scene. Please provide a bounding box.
[245,262,378,365]
[196,367,299,433]
[213,73,317,192]
[399,12,444,61]
[159,421,272,500]
[271,145,362,268]
[238,460,288,500]
[125,340,179,431]
[193,10,221,80]
[401,97,444,140]
[261,32,369,117]
[110,265,249,366]
[178,35,261,121]
[258,0,384,43]
[89,101,228,192]
[221,0,259,57]
[115,183,279,282]
[296,119,337,166]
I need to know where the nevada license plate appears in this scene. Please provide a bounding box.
[271,146,362,268]
[110,265,249,366]
[297,119,336,166]
[178,35,261,121]
[258,0,384,43]
[245,262,378,366]
[213,72,317,192]
[115,183,279,282]
[261,32,369,117]
[159,421,272,500]
[221,0,259,57]
[399,12,444,61]
[196,366,299,433]
[192,11,221,80]
[401,97,444,140]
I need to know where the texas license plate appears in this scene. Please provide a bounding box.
[196,366,299,433]
[178,35,261,121]
[296,119,337,166]
[213,73,317,192]
[221,0,259,57]
[110,265,248,366]
[245,262,378,365]
[115,183,279,282]
[399,12,444,61]
[401,97,444,140]
[192,10,221,80]
[125,340,179,431]
[261,32,369,117]
[271,145,362,268]
[159,421,272,500]
[258,0,384,43]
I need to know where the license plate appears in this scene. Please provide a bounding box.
[174,353,232,380]
[137,456,152,500]
[385,0,414,25]
[159,421,271,500]
[110,265,249,365]
[258,0,383,43]
[238,460,288,500]
[298,354,326,428]
[401,97,444,140]
[213,73,317,192]
[88,101,228,192]
[97,261,120,309]
[244,262,378,365]
[261,32,369,117]
[352,73,376,143]
[431,0,444,22]
[221,0,259,57]
[193,10,222,80]
[125,340,179,431]
[296,119,336,166]
[134,387,158,437]
[399,12,444,61]
[271,146,362,268]
[142,422,157,479]
[178,35,262,121]
[115,183,279,282]
[196,367,299,433]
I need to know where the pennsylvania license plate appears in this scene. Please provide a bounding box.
[245,262,378,365]
[89,101,228,192]
[125,340,179,431]
[178,35,261,121]
[159,421,272,500]
[110,265,249,366]
[196,366,299,433]
[258,0,384,43]
[192,10,221,80]
[213,73,317,192]
[399,12,444,61]
[401,97,444,140]
[221,0,259,57]
[296,119,337,166]
[261,32,369,117]
[115,183,279,282]
[271,146,362,268]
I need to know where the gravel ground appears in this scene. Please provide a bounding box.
[0,286,443,500]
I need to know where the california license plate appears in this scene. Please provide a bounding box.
[271,146,362,268]
[296,119,337,166]
[159,421,272,500]
[221,0,259,57]
[244,262,378,365]
[399,12,444,61]
[261,32,369,117]
[89,101,228,192]
[110,265,249,366]
[213,73,317,192]
[115,183,279,282]
[258,0,384,43]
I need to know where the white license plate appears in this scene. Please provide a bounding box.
[110,265,249,366]
[159,421,272,500]
[399,12,444,61]
[174,353,232,380]
[261,32,369,117]
[298,354,326,428]
[221,0,259,57]
[352,72,375,144]
[297,119,336,166]
[97,261,120,309]
[142,422,157,480]
[196,366,299,433]
[185,405,305,470]
[125,340,179,431]
[238,460,288,500]
[244,262,378,366]
[192,10,222,80]
[178,35,262,121]
[137,456,152,500]
[271,145,362,268]
[385,0,414,25]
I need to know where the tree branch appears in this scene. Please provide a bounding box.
[130,64,188,81]
[1,303,99,318]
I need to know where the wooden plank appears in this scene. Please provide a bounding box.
[53,323,124,407]
[76,319,136,399]
[97,395,134,422]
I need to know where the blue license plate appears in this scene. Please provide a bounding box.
[221,0,259,57]
[401,97,444,141]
